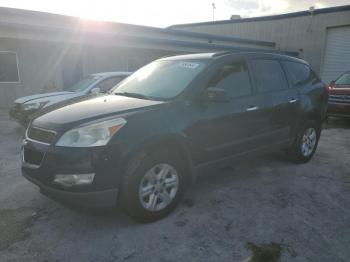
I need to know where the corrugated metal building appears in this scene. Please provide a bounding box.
[170,5,350,84]
[0,7,281,108]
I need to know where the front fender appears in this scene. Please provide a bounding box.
[120,133,196,185]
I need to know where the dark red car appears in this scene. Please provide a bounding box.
[327,71,350,118]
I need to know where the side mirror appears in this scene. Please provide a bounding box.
[203,87,228,102]
[329,80,336,87]
[90,87,101,94]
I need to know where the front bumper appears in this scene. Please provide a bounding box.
[21,137,128,208]
[327,102,350,118]
[23,170,118,207]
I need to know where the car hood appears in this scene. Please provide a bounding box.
[330,85,350,95]
[32,95,165,130]
[14,91,76,104]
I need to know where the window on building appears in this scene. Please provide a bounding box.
[0,52,19,82]
[208,61,252,98]
[250,59,288,92]
[281,61,314,86]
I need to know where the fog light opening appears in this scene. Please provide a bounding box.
[53,173,95,187]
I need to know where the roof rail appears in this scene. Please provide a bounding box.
[212,50,299,57]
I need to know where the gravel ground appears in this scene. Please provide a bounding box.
[0,110,349,262]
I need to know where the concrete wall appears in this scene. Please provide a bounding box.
[0,38,64,107]
[82,46,171,74]
[0,38,176,108]
[0,7,275,50]
[172,9,350,77]
[0,7,277,108]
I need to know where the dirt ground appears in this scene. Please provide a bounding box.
[0,110,349,262]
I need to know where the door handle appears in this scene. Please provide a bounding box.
[289,99,298,104]
[246,106,259,112]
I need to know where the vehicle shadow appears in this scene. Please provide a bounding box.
[325,117,350,129]
[53,150,293,224]
[51,201,138,226]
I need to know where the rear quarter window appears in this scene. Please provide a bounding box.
[281,61,318,87]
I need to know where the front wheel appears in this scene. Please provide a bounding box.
[119,150,186,222]
[288,121,320,163]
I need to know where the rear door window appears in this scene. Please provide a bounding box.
[207,60,252,98]
[249,59,288,93]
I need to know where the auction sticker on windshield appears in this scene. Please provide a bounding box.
[178,62,200,69]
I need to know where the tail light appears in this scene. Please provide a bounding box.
[325,85,332,94]
[326,80,336,93]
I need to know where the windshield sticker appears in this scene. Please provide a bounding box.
[178,62,200,69]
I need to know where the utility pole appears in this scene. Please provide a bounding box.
[212,3,216,21]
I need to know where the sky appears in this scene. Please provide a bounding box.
[0,0,349,28]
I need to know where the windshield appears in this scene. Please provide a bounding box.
[335,73,350,86]
[68,76,99,92]
[112,60,208,100]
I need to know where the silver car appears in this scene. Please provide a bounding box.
[9,72,131,126]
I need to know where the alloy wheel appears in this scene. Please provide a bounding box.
[301,127,317,157]
[138,163,179,212]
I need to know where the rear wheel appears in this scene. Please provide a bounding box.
[119,150,186,222]
[288,121,320,163]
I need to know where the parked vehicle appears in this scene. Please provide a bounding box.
[327,71,350,118]
[10,72,131,126]
[21,52,328,222]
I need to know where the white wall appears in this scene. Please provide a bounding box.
[172,9,350,77]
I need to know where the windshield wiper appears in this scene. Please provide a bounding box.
[114,92,150,100]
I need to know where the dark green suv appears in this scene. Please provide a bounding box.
[21,52,328,222]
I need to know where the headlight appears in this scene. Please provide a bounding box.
[56,118,126,147]
[22,101,48,111]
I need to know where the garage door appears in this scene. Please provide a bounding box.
[322,26,350,84]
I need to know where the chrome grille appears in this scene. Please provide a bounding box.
[328,94,350,104]
[27,126,56,145]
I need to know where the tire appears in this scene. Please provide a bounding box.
[119,149,187,222]
[288,120,321,163]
